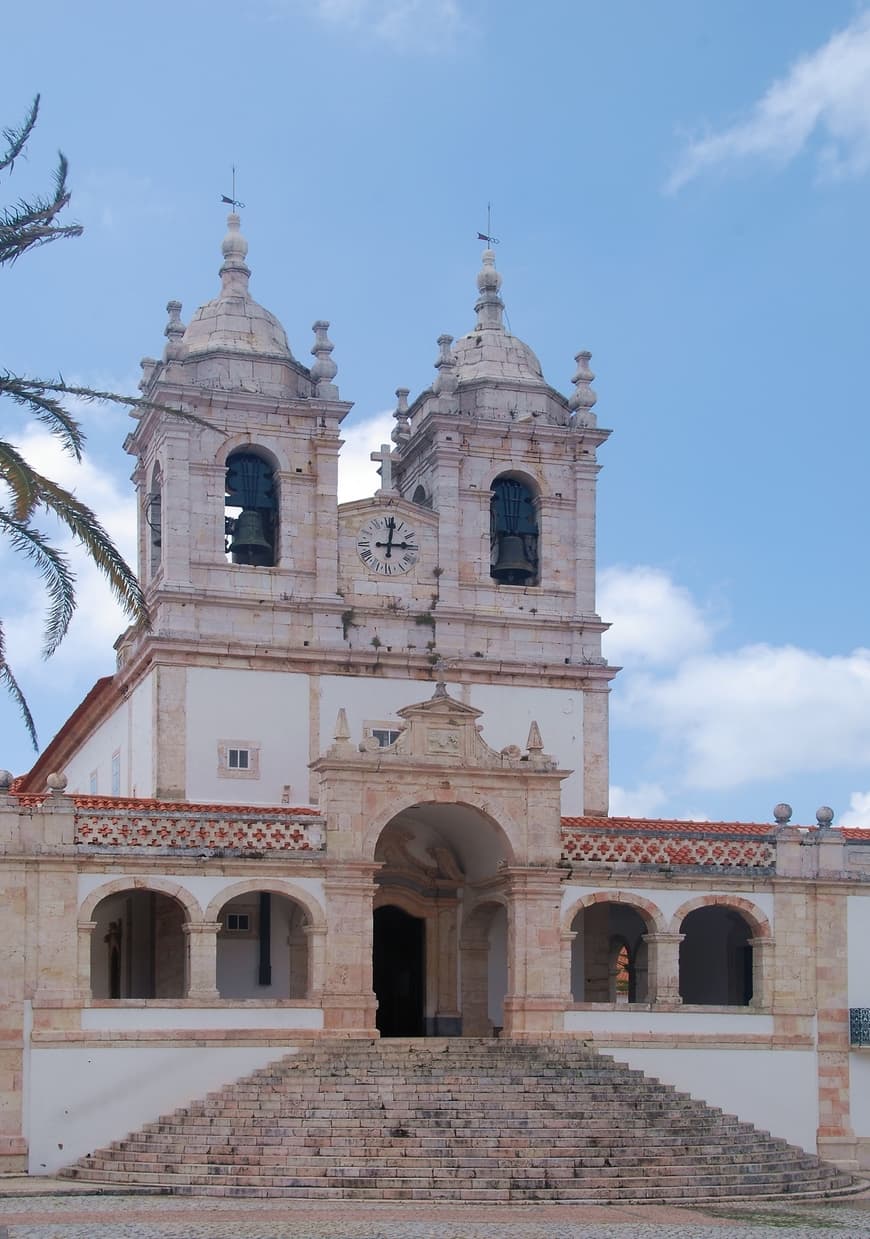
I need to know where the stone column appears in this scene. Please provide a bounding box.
[433,898,461,1036]
[561,929,577,1003]
[77,921,98,999]
[643,932,684,1006]
[502,869,567,1036]
[322,865,378,1034]
[748,936,774,1010]
[183,922,220,1000]
[303,924,327,999]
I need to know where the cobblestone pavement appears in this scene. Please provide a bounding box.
[0,1191,869,1239]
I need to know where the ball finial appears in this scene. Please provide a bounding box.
[773,802,792,825]
[816,805,835,829]
[46,771,68,796]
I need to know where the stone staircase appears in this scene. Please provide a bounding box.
[60,1038,859,1202]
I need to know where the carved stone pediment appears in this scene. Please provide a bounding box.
[317,683,559,773]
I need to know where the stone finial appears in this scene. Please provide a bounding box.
[392,387,411,444]
[219,213,251,295]
[569,350,597,424]
[138,357,159,395]
[163,300,186,361]
[526,721,544,753]
[816,805,835,831]
[773,802,793,826]
[46,771,68,797]
[433,334,458,396]
[311,320,339,398]
[0,769,13,792]
[331,708,354,755]
[474,249,505,330]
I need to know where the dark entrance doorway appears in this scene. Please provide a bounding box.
[373,905,425,1037]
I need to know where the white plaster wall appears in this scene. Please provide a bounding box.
[28,1045,295,1173]
[63,700,129,796]
[609,1047,818,1153]
[848,896,870,1006]
[186,666,310,804]
[128,672,154,797]
[561,883,775,930]
[850,1055,870,1139]
[81,1007,323,1030]
[565,1010,774,1034]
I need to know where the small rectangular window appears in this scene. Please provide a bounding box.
[371,728,400,748]
[111,750,121,797]
[218,740,260,779]
[226,912,250,932]
[228,748,249,770]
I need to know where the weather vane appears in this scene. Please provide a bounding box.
[477,201,499,246]
[220,165,246,211]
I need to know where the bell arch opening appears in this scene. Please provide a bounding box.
[224,448,278,567]
[89,888,187,999]
[490,473,539,586]
[373,801,513,1037]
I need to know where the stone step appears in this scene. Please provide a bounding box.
[60,1038,859,1202]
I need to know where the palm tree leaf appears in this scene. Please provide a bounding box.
[0,96,38,174]
[27,474,149,630]
[0,438,40,520]
[0,656,38,751]
[0,508,76,655]
[0,372,85,459]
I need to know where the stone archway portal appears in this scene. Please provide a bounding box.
[373,905,425,1037]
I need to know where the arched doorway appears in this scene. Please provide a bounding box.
[373,906,425,1036]
[373,802,513,1037]
[216,890,309,999]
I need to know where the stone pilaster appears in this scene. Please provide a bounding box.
[322,865,378,1034]
[582,688,609,817]
[154,663,187,800]
[303,924,327,998]
[815,887,856,1168]
[502,869,567,1035]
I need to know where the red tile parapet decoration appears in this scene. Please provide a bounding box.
[73,797,325,853]
[561,816,776,870]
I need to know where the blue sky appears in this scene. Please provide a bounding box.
[3,0,870,828]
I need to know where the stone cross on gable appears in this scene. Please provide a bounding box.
[371,443,399,493]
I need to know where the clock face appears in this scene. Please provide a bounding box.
[356,515,419,576]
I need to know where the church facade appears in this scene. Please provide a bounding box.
[2,217,870,1177]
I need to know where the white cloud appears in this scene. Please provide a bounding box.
[668,11,870,190]
[841,790,870,829]
[301,0,467,51]
[338,410,397,501]
[609,782,668,819]
[599,564,713,668]
[620,642,870,791]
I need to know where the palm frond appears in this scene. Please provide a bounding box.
[0,508,76,655]
[0,438,41,520]
[0,372,86,458]
[27,473,149,629]
[0,144,82,266]
[0,96,39,174]
[0,622,39,751]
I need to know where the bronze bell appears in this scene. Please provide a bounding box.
[229,509,273,565]
[491,533,535,584]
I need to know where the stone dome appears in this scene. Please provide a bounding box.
[179,215,293,360]
[451,249,545,386]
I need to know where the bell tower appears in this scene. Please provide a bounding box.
[124,215,352,654]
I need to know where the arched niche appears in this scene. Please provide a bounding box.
[214,889,311,1000]
[569,899,653,1004]
[146,462,162,577]
[678,904,755,1006]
